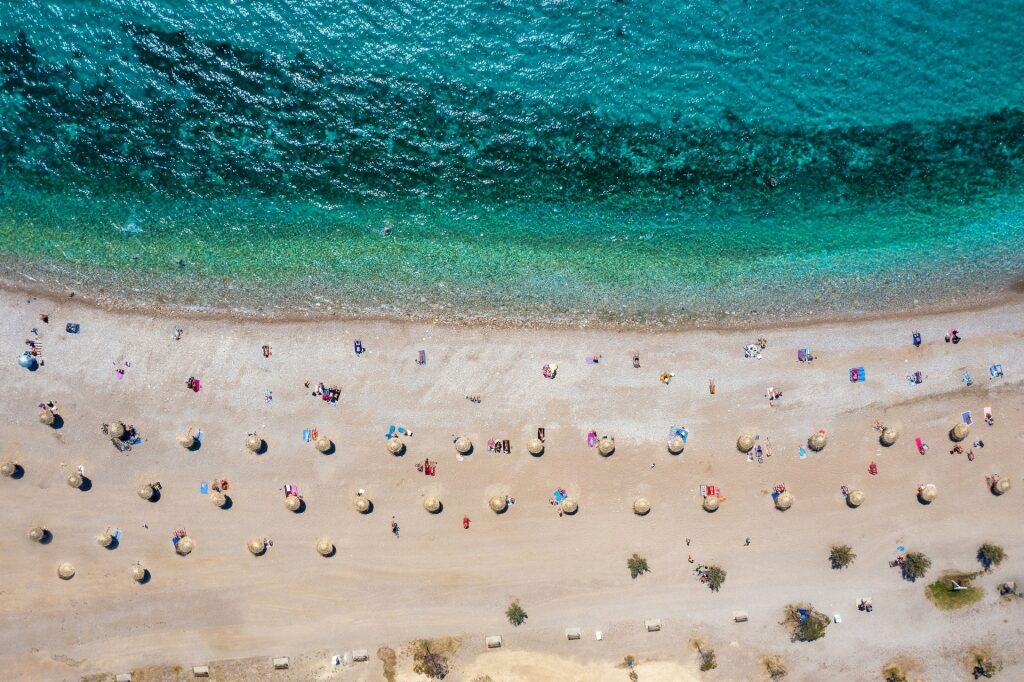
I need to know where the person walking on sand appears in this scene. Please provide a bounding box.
[391,517,400,539]
[744,537,750,546]
[462,516,471,529]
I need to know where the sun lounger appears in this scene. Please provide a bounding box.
[485,636,502,649]
[645,619,662,632]
[989,364,1003,378]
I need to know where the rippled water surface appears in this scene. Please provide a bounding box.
[1,1,1023,323]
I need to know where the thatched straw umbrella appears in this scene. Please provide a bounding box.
[284,495,301,512]
[737,435,755,453]
[633,498,651,516]
[57,562,75,580]
[775,491,794,510]
[703,495,720,512]
[96,530,114,547]
[597,438,615,457]
[992,478,1011,496]
[28,526,46,542]
[880,428,898,446]
[137,484,155,501]
[247,538,266,556]
[918,484,938,503]
[178,433,195,449]
[353,495,371,513]
[131,564,146,582]
[950,423,969,442]
[489,496,507,513]
[667,436,685,455]
[423,496,441,513]
[1,460,16,477]
[245,434,262,452]
[109,421,125,439]
[808,433,827,451]
[387,437,405,456]
[176,536,194,555]
[527,438,544,456]
[39,409,55,426]
[455,437,472,455]
[847,490,865,508]
[314,435,331,453]
[316,539,334,557]
[209,491,227,508]
[560,498,578,515]
[67,472,83,489]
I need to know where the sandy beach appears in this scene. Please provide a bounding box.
[1,289,1022,681]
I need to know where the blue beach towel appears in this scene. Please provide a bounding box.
[200,482,209,494]
[386,425,396,439]
[553,489,567,503]
[302,428,311,442]
[798,447,807,459]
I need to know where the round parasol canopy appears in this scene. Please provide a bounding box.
[633,497,651,515]
[918,484,938,503]
[316,539,334,556]
[209,491,227,507]
[597,438,615,456]
[1,460,16,477]
[847,490,865,507]
[423,496,441,513]
[57,562,75,579]
[560,497,578,515]
[703,495,720,512]
[67,472,83,489]
[315,435,331,453]
[775,491,794,510]
[109,421,125,439]
[489,496,507,513]
[808,433,827,451]
[131,564,146,582]
[455,437,472,454]
[527,438,544,455]
[137,484,154,500]
[96,531,114,547]
[667,436,685,454]
[178,433,195,449]
[247,538,266,555]
[353,496,371,513]
[245,434,262,452]
[737,435,755,453]
[284,495,301,512]
[387,438,405,455]
[176,536,194,555]
[880,428,898,446]
[993,478,1011,495]
[28,526,45,542]
[39,409,55,425]
[950,423,969,442]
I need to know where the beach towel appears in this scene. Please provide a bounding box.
[914,437,924,452]
[962,411,973,426]
[669,426,689,443]
[302,428,311,442]
[196,430,204,443]
[65,322,80,334]
[114,529,122,542]
[416,350,426,365]
[587,431,597,447]
[553,489,567,503]
[586,355,600,364]
[700,484,707,497]
[798,447,807,459]
[200,482,209,494]
[989,365,1003,378]
[172,536,179,547]
[386,425,396,439]
[912,332,921,347]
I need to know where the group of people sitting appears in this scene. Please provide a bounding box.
[310,382,341,403]
[487,438,511,453]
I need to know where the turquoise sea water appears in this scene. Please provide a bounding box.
[1,1,1023,324]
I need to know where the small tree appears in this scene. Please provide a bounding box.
[762,655,788,680]
[783,604,829,642]
[972,650,999,678]
[882,664,908,682]
[977,543,1006,571]
[829,544,856,570]
[505,600,527,626]
[627,553,650,579]
[704,565,726,591]
[902,552,931,582]
[690,639,717,671]
[412,640,449,679]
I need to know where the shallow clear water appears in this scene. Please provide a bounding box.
[1,1,1023,323]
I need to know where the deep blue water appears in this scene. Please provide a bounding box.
[1,1,1022,323]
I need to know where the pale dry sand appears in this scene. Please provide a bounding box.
[1,291,1022,682]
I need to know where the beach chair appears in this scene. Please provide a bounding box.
[989,364,1003,378]
[912,331,921,347]
[353,340,364,355]
[416,350,425,365]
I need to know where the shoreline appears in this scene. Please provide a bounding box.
[3,271,1023,333]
